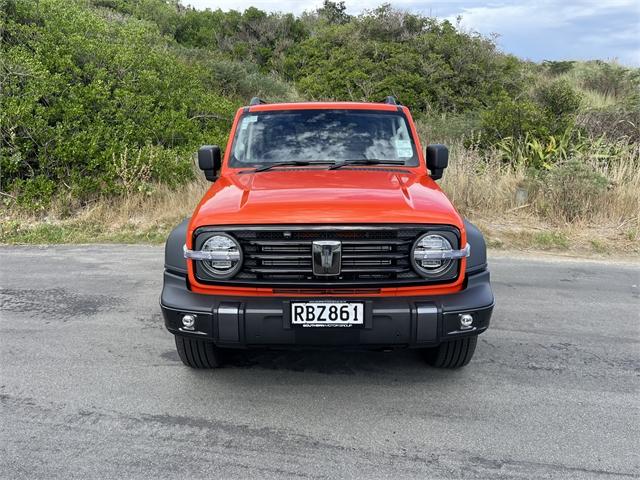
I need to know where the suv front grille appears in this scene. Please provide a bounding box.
[193,225,460,287]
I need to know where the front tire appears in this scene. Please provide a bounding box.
[423,335,478,368]
[174,335,221,368]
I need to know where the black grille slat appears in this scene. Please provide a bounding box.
[342,253,405,259]
[251,254,311,260]
[248,268,313,274]
[341,239,412,245]
[247,240,311,246]
[341,267,410,273]
[343,246,393,252]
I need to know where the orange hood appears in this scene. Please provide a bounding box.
[188,169,463,235]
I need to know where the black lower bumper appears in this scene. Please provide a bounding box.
[160,270,494,349]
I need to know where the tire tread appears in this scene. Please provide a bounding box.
[423,335,478,369]
[174,336,220,369]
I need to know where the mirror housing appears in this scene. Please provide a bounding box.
[198,145,221,182]
[426,144,448,180]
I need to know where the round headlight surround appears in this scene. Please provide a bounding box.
[199,233,243,279]
[411,233,454,277]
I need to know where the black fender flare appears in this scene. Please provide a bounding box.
[463,219,488,274]
[164,218,189,275]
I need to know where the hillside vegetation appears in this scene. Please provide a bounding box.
[1,0,639,253]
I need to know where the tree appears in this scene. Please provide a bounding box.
[317,1,349,25]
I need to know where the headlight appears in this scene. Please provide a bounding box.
[411,233,454,276]
[199,234,242,279]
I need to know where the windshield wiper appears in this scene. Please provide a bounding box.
[328,159,407,170]
[252,161,334,172]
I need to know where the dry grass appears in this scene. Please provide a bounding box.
[74,178,209,230]
[0,178,209,244]
[441,141,640,225]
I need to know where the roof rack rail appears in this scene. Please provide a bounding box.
[383,95,399,105]
[249,96,267,106]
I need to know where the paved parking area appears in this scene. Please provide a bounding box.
[1,246,638,479]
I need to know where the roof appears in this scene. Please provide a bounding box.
[245,101,404,113]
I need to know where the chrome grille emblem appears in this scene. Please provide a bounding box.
[312,240,342,276]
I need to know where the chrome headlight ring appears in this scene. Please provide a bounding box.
[184,233,243,279]
[411,233,469,278]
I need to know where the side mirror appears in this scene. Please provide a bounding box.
[198,145,222,182]
[426,144,448,180]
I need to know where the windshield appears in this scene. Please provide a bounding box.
[228,109,419,167]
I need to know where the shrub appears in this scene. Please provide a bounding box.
[284,7,524,112]
[1,0,237,208]
[577,61,640,103]
[535,79,582,129]
[12,175,57,211]
[479,97,550,146]
[542,60,576,76]
[480,80,583,149]
[543,160,609,222]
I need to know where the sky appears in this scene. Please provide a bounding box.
[183,0,640,66]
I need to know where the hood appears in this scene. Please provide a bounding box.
[190,169,462,230]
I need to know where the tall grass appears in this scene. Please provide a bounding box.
[69,179,209,229]
[441,140,640,226]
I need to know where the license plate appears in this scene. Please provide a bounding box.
[291,302,364,327]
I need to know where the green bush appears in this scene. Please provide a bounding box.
[535,79,582,127]
[283,6,523,112]
[542,60,576,76]
[1,0,237,208]
[173,6,307,73]
[479,97,550,146]
[12,176,57,211]
[480,80,582,149]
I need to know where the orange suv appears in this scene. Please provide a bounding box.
[161,97,494,369]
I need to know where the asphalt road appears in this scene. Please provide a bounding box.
[0,245,638,479]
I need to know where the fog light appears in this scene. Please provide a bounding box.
[181,314,196,329]
[459,314,473,329]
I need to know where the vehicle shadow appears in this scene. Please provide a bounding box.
[211,347,472,384]
[222,348,424,375]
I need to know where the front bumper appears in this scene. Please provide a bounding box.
[160,270,494,349]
